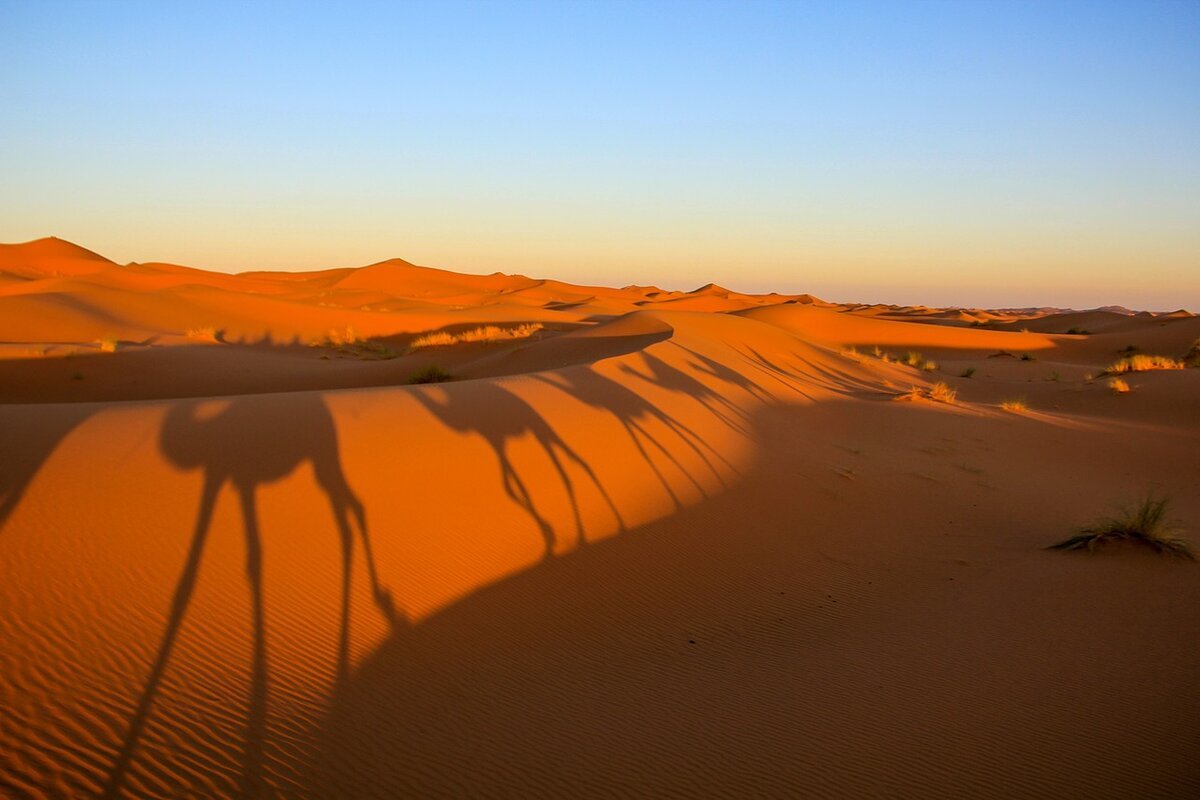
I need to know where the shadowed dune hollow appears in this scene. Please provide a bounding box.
[1,238,1198,798]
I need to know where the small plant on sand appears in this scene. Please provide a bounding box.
[1066,327,1090,335]
[1103,354,1185,375]
[1181,338,1200,367]
[959,366,976,378]
[186,326,223,343]
[900,351,925,368]
[1108,378,1130,394]
[1020,352,1035,361]
[927,381,956,403]
[96,336,119,353]
[1048,494,1194,559]
[407,365,454,384]
[1000,398,1028,412]
[894,382,956,404]
[408,323,544,353]
[922,360,938,372]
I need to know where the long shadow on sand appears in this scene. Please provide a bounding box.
[0,404,95,533]
[413,382,626,557]
[101,394,396,798]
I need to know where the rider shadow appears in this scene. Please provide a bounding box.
[102,394,396,798]
[412,382,624,559]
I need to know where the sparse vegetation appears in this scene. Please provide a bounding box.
[96,336,119,353]
[1020,352,1035,361]
[408,323,544,352]
[1108,378,1130,394]
[928,382,957,403]
[407,365,454,384]
[1048,495,1194,559]
[1103,354,1185,375]
[1065,327,1090,335]
[960,366,976,378]
[1000,398,1028,412]
[186,326,223,343]
[1182,338,1200,367]
[310,326,399,360]
[894,382,956,404]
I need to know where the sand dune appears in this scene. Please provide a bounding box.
[1,238,1197,798]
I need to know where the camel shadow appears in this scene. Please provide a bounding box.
[412,382,624,558]
[534,367,726,509]
[0,405,94,534]
[102,394,396,798]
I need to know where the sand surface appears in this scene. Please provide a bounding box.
[1,238,1198,798]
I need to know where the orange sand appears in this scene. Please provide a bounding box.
[1,238,1197,797]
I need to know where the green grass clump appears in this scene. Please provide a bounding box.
[407,365,454,384]
[1048,495,1194,560]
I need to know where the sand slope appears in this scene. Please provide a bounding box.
[1,239,1197,798]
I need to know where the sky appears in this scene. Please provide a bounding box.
[1,0,1197,309]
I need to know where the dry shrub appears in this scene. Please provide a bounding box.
[186,326,222,343]
[1049,495,1193,559]
[408,323,543,352]
[1108,378,1130,394]
[893,382,956,404]
[1104,354,1184,375]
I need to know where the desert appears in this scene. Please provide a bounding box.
[5,1,1200,796]
[1,236,1197,797]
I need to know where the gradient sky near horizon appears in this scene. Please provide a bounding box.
[2,1,1198,309]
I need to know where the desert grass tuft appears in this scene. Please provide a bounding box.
[408,323,543,352]
[1000,398,1028,412]
[893,382,956,404]
[186,326,223,343]
[1183,338,1200,367]
[927,381,956,403]
[407,365,454,384]
[1103,354,1185,375]
[1048,495,1194,559]
[959,366,976,378]
[1108,378,1130,394]
[96,336,119,353]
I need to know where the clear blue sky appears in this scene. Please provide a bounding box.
[2,0,1197,309]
